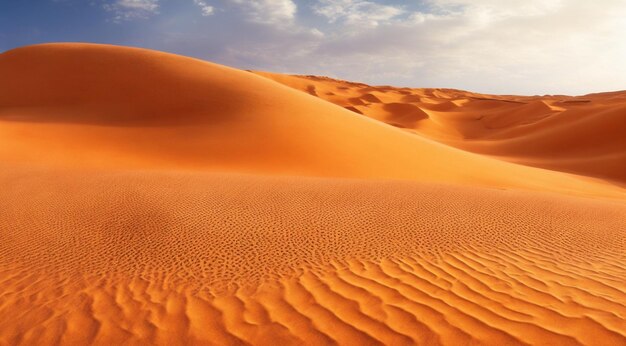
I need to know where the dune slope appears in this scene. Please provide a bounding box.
[255,72,626,184]
[0,43,625,346]
[0,43,623,198]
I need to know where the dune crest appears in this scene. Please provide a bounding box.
[1,43,625,345]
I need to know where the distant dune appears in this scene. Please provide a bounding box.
[255,71,626,185]
[1,43,625,345]
[255,72,626,184]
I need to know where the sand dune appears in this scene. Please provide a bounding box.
[1,43,625,345]
[256,72,626,185]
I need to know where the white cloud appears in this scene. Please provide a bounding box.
[96,0,626,95]
[194,0,214,16]
[103,0,159,21]
[313,0,403,27]
[431,0,565,18]
[301,0,626,95]
[229,0,297,25]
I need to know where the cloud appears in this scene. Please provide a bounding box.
[229,0,297,26]
[194,0,214,16]
[300,0,626,95]
[430,0,565,18]
[103,0,159,21]
[91,0,626,95]
[313,0,404,27]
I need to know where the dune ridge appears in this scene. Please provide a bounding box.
[1,43,625,345]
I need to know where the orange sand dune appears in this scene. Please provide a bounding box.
[256,72,626,185]
[0,44,623,199]
[1,43,625,345]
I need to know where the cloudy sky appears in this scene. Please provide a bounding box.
[2,0,625,95]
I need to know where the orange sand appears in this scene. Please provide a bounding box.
[0,43,625,345]
[255,72,626,185]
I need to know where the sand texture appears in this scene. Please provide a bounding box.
[1,43,625,345]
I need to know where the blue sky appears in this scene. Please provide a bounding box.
[2,0,625,95]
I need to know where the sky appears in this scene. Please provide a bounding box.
[1,0,625,95]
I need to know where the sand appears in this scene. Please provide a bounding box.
[0,43,625,345]
[256,72,626,185]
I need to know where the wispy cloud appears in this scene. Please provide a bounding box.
[228,0,297,26]
[313,0,404,27]
[304,0,626,94]
[103,0,159,21]
[193,0,214,16]
[65,0,626,94]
